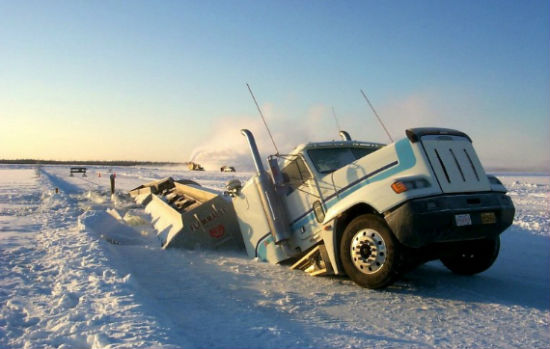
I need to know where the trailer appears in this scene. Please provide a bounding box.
[129,177,242,250]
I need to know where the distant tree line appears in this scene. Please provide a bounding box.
[0,159,183,166]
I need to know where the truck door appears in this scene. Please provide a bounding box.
[280,156,324,244]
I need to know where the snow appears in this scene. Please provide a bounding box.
[0,164,548,348]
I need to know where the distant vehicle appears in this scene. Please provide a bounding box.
[220,166,236,172]
[70,167,87,177]
[187,162,204,171]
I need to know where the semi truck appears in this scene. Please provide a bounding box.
[131,127,515,289]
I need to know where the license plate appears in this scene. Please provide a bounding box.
[455,214,472,226]
[481,212,496,224]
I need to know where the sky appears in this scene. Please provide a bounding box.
[0,0,548,171]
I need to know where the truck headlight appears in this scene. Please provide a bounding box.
[391,178,431,194]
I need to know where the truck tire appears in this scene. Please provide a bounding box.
[340,214,401,289]
[440,237,500,275]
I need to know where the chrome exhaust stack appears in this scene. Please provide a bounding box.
[241,129,290,243]
[339,130,352,141]
[241,129,265,175]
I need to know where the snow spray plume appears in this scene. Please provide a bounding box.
[187,117,271,171]
[188,106,339,171]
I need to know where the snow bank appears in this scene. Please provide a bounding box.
[500,175,550,237]
[78,210,147,246]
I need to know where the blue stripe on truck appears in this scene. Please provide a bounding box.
[322,161,398,203]
[255,233,273,261]
[324,138,416,205]
[289,139,417,229]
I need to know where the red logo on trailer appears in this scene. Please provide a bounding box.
[209,225,225,239]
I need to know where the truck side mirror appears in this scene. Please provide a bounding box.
[225,179,242,197]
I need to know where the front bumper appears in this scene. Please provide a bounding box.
[385,192,515,248]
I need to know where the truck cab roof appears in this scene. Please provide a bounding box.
[292,140,385,153]
[281,140,386,175]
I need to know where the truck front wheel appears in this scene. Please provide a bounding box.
[340,214,401,289]
[440,237,500,275]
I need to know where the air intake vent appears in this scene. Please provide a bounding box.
[463,149,480,182]
[449,149,466,182]
[434,149,450,183]
[420,135,490,193]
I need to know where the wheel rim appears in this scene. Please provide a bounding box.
[350,228,387,274]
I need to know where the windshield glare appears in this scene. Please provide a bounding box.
[307,146,379,174]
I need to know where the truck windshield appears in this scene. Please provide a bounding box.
[308,146,379,174]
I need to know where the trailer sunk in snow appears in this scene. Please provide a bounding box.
[130,127,515,289]
[129,178,242,250]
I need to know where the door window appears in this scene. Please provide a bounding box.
[281,157,312,193]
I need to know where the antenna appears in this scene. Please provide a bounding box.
[331,106,342,131]
[360,89,394,143]
[246,83,280,155]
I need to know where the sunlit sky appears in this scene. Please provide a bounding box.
[1,0,548,170]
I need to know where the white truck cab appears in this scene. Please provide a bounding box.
[231,127,515,289]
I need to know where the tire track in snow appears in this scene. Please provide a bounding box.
[1,168,190,348]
